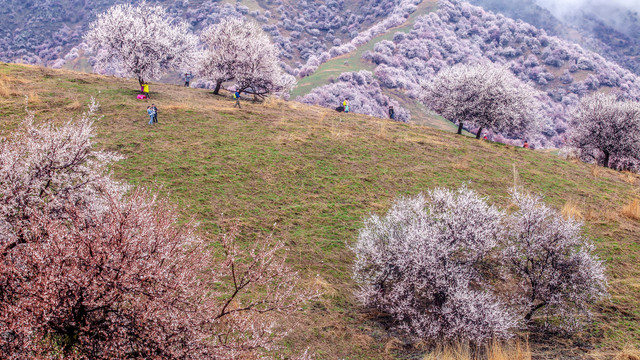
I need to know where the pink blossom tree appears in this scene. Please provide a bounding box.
[0,103,312,359]
[421,63,542,138]
[84,1,198,88]
[568,93,640,168]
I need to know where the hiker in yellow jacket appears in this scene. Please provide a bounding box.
[343,98,349,113]
[142,83,150,99]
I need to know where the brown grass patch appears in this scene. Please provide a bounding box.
[591,164,603,178]
[615,348,640,360]
[621,199,640,221]
[619,171,639,185]
[561,200,583,220]
[376,120,387,139]
[0,78,14,97]
[423,339,531,360]
[384,337,404,356]
[0,81,10,97]
[27,91,41,105]
[64,99,82,111]
[451,158,470,171]
[262,96,286,110]
[486,339,531,360]
[164,103,192,111]
[312,276,337,299]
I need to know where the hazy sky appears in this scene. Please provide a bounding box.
[535,0,640,17]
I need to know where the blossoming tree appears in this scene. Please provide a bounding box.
[84,1,198,88]
[197,18,296,98]
[0,103,312,359]
[569,93,640,168]
[422,63,542,139]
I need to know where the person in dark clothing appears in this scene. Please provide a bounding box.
[152,104,158,123]
[234,91,241,108]
[389,106,395,120]
[184,73,192,87]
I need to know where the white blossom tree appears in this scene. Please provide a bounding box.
[568,93,640,168]
[84,1,198,88]
[421,64,542,139]
[197,18,295,98]
[503,190,608,330]
[197,17,249,95]
[352,186,608,341]
[352,186,519,343]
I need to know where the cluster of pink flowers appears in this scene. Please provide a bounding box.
[0,102,313,359]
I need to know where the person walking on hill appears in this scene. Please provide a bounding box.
[234,90,241,108]
[343,98,349,113]
[184,73,192,87]
[152,104,158,124]
[147,106,155,125]
[389,105,395,120]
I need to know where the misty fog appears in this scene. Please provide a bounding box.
[535,0,640,35]
[536,0,640,16]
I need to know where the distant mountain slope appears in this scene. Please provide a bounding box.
[1,62,639,358]
[301,0,640,149]
[467,0,640,75]
[0,0,411,71]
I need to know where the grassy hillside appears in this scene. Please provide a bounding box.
[1,63,640,358]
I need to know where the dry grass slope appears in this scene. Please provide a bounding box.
[423,340,531,360]
[1,63,640,359]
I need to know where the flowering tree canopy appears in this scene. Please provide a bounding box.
[352,186,608,342]
[503,190,608,330]
[0,103,312,359]
[198,17,253,95]
[84,1,198,86]
[568,93,640,168]
[352,187,518,342]
[422,63,542,138]
[198,18,296,98]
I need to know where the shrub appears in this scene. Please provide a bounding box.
[353,186,608,342]
[352,187,518,342]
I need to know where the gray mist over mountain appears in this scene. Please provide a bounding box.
[535,0,640,35]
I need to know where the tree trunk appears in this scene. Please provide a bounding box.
[603,150,611,168]
[138,77,144,90]
[457,121,464,135]
[475,126,484,139]
[213,80,223,95]
[524,301,547,321]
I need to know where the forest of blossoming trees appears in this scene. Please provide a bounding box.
[303,0,640,149]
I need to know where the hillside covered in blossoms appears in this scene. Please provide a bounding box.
[301,0,640,149]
